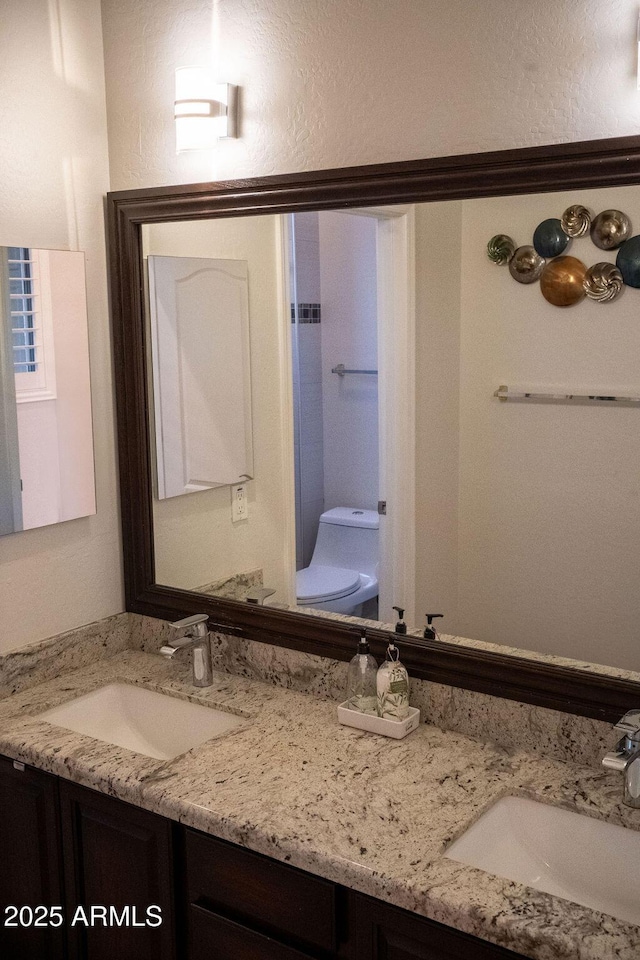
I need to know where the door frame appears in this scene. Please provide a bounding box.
[371,204,416,626]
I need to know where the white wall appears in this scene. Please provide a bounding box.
[414,188,640,669]
[0,0,121,653]
[319,212,378,511]
[414,202,463,631]
[101,0,640,192]
[455,187,640,668]
[144,217,292,604]
[48,251,96,524]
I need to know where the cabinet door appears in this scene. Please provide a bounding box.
[59,779,176,960]
[353,893,528,960]
[0,756,65,960]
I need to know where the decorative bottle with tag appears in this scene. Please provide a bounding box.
[377,630,410,720]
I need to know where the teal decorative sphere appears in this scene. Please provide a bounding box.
[616,235,640,288]
[533,218,570,258]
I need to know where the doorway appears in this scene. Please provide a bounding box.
[284,206,415,625]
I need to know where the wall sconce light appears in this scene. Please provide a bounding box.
[174,67,238,152]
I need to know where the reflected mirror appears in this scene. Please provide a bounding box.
[0,247,95,535]
[143,183,640,674]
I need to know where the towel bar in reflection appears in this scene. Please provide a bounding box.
[331,364,378,377]
[493,385,640,406]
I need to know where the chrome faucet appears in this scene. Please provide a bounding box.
[602,710,640,808]
[160,614,213,687]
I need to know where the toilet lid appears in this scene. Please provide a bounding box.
[296,565,361,603]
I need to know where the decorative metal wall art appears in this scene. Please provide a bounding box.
[508,245,545,284]
[561,205,591,238]
[487,204,632,306]
[540,256,586,306]
[533,218,570,258]
[487,234,515,264]
[583,262,624,302]
[615,235,640,288]
[590,210,631,250]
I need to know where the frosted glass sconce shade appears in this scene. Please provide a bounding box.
[174,67,237,151]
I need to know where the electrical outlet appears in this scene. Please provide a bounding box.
[231,483,248,522]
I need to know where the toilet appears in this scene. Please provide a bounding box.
[296,507,379,616]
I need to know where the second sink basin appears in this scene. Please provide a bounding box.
[37,682,243,761]
[445,796,640,926]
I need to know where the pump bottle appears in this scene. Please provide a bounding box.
[346,630,378,714]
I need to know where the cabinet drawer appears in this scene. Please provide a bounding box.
[354,892,529,960]
[185,829,337,953]
[189,904,316,960]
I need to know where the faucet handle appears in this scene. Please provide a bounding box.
[246,587,276,605]
[169,614,209,638]
[614,710,640,742]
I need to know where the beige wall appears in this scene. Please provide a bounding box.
[456,187,640,668]
[0,0,121,653]
[101,0,640,192]
[414,202,463,631]
[144,218,293,604]
[414,188,640,670]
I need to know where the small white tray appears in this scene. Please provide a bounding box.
[337,702,420,739]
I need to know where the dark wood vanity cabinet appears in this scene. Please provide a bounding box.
[0,758,176,960]
[0,756,65,960]
[181,829,528,960]
[0,756,527,960]
[352,893,527,960]
[183,827,349,958]
[59,779,176,960]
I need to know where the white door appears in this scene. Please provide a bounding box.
[148,255,253,499]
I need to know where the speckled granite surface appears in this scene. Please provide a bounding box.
[0,647,638,960]
[2,612,616,770]
[0,614,131,700]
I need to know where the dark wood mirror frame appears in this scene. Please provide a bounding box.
[107,133,640,723]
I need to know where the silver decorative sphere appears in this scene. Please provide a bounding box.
[487,234,516,265]
[508,245,545,284]
[561,205,591,238]
[583,262,624,302]
[590,210,632,250]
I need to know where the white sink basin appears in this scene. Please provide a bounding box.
[37,682,243,761]
[445,796,640,926]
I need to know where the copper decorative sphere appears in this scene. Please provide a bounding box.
[540,256,587,307]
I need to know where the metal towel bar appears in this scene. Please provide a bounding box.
[494,385,640,406]
[331,363,378,377]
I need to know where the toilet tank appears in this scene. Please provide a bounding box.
[310,507,379,577]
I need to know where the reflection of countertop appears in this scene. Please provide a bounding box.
[0,649,638,960]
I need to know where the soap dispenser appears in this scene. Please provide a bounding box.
[392,605,407,635]
[346,630,378,715]
[376,622,410,721]
[423,614,443,640]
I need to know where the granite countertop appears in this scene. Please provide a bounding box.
[0,649,638,960]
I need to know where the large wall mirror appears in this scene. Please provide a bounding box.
[108,136,640,722]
